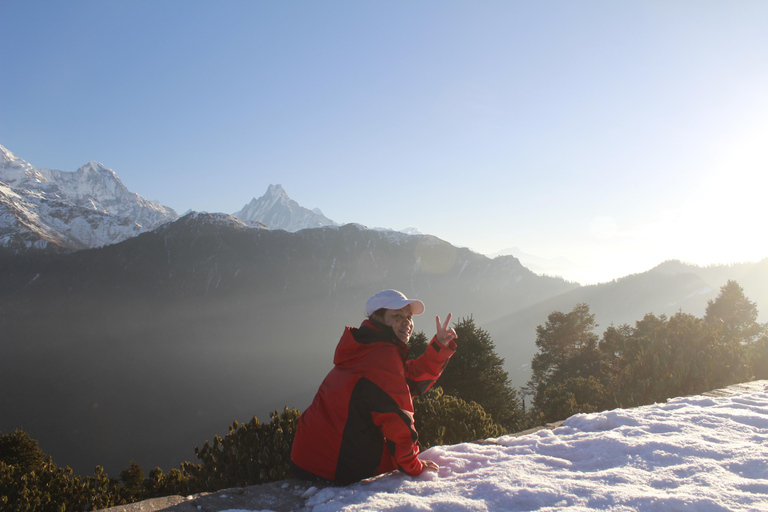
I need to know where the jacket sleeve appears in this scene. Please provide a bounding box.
[360,347,430,477]
[405,336,457,397]
[367,388,424,477]
[361,340,456,477]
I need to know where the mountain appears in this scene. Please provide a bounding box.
[234,184,338,231]
[490,246,577,280]
[0,145,178,252]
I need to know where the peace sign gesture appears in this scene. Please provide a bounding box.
[435,313,458,347]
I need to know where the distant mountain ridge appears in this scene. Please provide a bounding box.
[491,246,577,280]
[0,145,178,252]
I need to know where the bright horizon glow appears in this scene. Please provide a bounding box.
[2,1,766,285]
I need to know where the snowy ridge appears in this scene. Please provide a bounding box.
[154,211,263,236]
[0,179,143,251]
[370,225,425,236]
[234,184,338,232]
[0,144,178,251]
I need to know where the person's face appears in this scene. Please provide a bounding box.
[381,305,414,343]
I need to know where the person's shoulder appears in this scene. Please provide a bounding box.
[352,324,391,345]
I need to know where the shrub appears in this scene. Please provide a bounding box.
[180,407,301,492]
[413,387,506,449]
[0,430,46,474]
[0,454,125,512]
[0,408,302,512]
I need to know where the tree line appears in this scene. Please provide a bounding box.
[527,280,768,423]
[2,280,766,511]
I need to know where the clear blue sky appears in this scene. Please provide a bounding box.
[2,1,766,284]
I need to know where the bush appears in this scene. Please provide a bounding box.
[0,408,302,511]
[413,387,506,449]
[536,376,608,423]
[177,407,301,493]
[0,453,125,512]
[0,430,46,474]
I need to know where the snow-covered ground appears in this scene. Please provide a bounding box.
[224,381,768,511]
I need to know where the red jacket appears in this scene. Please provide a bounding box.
[290,319,456,484]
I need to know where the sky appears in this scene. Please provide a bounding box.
[1,1,767,284]
[209,381,768,511]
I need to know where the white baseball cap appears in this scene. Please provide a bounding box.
[365,289,425,317]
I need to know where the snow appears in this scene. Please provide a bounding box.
[229,382,767,511]
[234,184,338,232]
[0,144,178,251]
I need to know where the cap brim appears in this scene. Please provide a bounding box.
[404,299,425,316]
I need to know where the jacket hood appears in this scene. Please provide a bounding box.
[333,319,408,366]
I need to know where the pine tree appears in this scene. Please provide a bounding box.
[705,280,765,345]
[528,303,600,408]
[411,317,522,431]
[408,331,429,359]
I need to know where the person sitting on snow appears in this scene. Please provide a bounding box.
[290,289,458,485]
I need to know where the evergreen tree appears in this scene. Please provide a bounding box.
[440,317,522,430]
[705,280,766,345]
[598,323,633,407]
[409,318,523,431]
[407,331,429,359]
[528,303,601,418]
[704,281,767,384]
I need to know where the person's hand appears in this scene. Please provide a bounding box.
[422,459,439,472]
[435,313,458,346]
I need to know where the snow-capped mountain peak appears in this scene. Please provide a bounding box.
[0,145,45,185]
[0,145,20,165]
[77,161,119,181]
[0,144,178,252]
[267,183,288,199]
[234,184,338,232]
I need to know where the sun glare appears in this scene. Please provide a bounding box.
[683,113,768,265]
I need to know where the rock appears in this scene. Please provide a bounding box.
[99,479,332,512]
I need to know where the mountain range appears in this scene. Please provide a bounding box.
[0,145,342,253]
[2,143,767,478]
